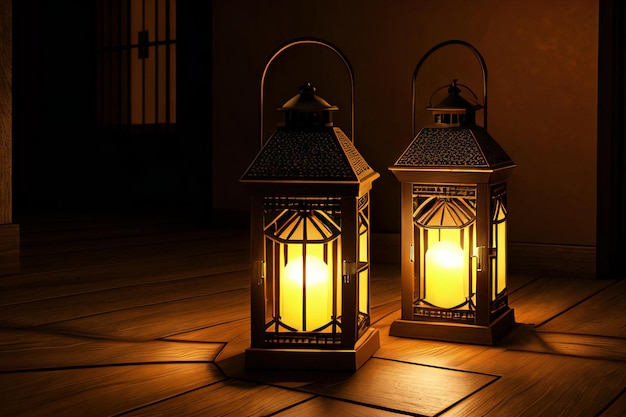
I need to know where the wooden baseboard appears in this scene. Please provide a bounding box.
[0,223,19,275]
[509,242,595,279]
[372,232,596,279]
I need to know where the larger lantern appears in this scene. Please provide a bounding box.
[389,41,516,345]
[240,40,380,371]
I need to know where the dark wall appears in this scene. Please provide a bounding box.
[212,0,599,246]
[12,1,212,220]
[13,0,96,214]
[597,0,626,278]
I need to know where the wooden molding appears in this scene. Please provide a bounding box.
[509,242,596,279]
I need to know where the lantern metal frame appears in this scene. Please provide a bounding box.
[389,40,516,345]
[241,38,380,371]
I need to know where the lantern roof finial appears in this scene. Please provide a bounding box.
[278,81,338,113]
[428,79,482,112]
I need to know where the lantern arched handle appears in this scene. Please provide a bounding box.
[412,40,488,136]
[260,38,355,146]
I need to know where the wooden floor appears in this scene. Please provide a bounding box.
[1,213,625,417]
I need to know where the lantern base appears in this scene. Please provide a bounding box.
[244,327,380,372]
[389,308,515,345]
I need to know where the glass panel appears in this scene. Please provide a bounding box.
[158,0,167,40]
[358,268,369,315]
[491,185,508,300]
[424,228,469,308]
[265,198,341,243]
[144,51,156,124]
[158,44,167,123]
[413,184,477,316]
[358,211,368,263]
[144,0,155,42]
[491,257,497,300]
[169,44,176,123]
[335,239,342,320]
[130,0,142,39]
[280,242,334,331]
[130,50,143,124]
[121,48,130,124]
[263,197,343,337]
[264,241,273,325]
[169,0,177,39]
[413,185,476,228]
[497,220,507,294]
[470,225,477,303]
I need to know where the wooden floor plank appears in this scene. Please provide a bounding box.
[17,212,246,260]
[0,251,248,306]
[538,280,626,338]
[301,358,497,417]
[501,325,626,362]
[18,232,249,276]
[20,225,238,254]
[0,363,225,417]
[124,378,314,416]
[600,391,626,417]
[20,223,242,253]
[17,211,246,252]
[223,356,497,417]
[33,288,249,341]
[370,263,401,301]
[508,275,615,326]
[169,318,251,362]
[371,301,402,325]
[506,272,542,293]
[0,328,223,371]
[2,215,624,416]
[274,396,407,416]
[379,317,626,417]
[369,263,402,325]
[168,296,401,363]
[375,310,497,371]
[439,350,626,417]
[0,269,248,327]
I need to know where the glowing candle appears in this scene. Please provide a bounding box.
[425,240,466,308]
[281,255,330,331]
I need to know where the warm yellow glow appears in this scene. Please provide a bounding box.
[495,220,507,297]
[359,230,368,263]
[359,269,369,314]
[429,240,464,268]
[425,240,467,308]
[284,255,328,285]
[281,254,331,331]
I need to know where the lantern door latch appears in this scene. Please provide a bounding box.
[257,260,265,285]
[342,260,356,284]
[475,246,486,271]
[475,246,497,271]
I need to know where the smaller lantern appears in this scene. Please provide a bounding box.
[389,42,516,345]
[241,80,380,370]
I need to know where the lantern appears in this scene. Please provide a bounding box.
[388,41,516,345]
[240,40,380,371]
